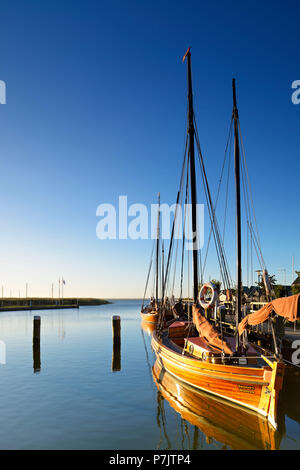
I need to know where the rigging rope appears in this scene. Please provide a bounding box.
[201,117,233,281]
[238,120,266,269]
[142,239,156,309]
[179,157,190,300]
[194,116,233,292]
[162,136,188,302]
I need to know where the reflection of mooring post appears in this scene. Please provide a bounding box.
[33,316,41,373]
[112,315,121,372]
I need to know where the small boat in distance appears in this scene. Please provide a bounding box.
[141,193,176,325]
[141,302,159,324]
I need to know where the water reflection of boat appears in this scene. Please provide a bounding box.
[141,320,156,336]
[281,366,300,425]
[141,308,159,324]
[152,360,283,450]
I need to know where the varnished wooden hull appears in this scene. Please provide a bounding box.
[151,331,284,428]
[153,360,281,449]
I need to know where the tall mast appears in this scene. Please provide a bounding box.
[232,79,242,331]
[155,192,160,308]
[161,240,164,299]
[183,48,198,304]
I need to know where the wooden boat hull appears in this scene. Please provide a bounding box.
[152,331,284,429]
[153,360,281,449]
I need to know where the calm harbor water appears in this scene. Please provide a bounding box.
[0,299,300,450]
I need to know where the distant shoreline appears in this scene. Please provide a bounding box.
[0,298,111,312]
[105,298,144,303]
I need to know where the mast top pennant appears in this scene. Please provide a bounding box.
[182,47,191,63]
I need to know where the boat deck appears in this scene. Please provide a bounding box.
[162,329,269,370]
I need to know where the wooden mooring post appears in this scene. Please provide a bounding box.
[112,315,121,372]
[33,316,41,373]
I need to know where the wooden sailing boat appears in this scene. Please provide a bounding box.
[141,193,177,324]
[151,48,285,429]
[141,193,161,324]
[141,304,159,324]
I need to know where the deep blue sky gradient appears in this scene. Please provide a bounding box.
[0,0,299,297]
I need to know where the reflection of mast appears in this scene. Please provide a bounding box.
[156,391,171,449]
[58,312,66,340]
[155,391,163,449]
[192,425,199,450]
[182,419,191,448]
[140,325,155,386]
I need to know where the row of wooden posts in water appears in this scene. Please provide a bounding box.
[31,315,122,373]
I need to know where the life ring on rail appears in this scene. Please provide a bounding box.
[198,282,218,309]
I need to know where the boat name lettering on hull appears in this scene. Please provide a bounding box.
[237,384,255,394]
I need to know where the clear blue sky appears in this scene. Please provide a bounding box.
[0,0,299,298]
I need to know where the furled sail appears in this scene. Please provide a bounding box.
[192,305,233,354]
[238,293,300,335]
